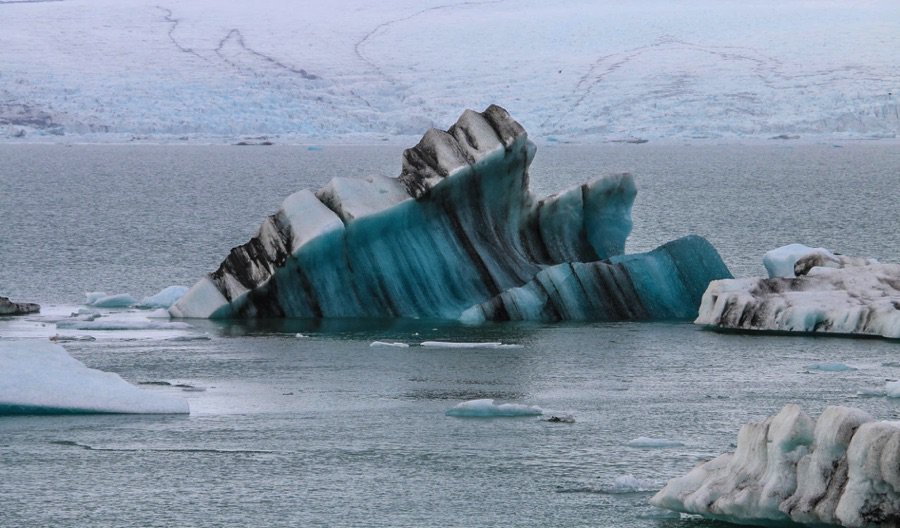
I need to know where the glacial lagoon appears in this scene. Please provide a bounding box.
[1,143,899,527]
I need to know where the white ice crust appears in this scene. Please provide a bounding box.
[445,399,543,418]
[0,340,189,414]
[651,404,900,527]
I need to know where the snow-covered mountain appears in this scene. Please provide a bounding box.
[2,0,898,143]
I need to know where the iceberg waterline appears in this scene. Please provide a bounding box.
[171,105,731,321]
[0,340,188,415]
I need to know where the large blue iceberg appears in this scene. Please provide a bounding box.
[170,105,730,320]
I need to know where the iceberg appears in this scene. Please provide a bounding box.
[171,106,730,321]
[651,404,900,528]
[445,398,543,418]
[0,340,188,415]
[696,247,900,339]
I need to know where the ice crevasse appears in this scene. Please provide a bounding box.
[171,105,731,320]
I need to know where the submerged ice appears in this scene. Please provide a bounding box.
[651,404,900,527]
[171,106,730,321]
[0,340,188,415]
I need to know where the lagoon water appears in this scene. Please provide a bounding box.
[1,143,899,527]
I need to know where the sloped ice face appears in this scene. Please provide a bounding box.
[172,105,727,321]
[461,235,731,323]
[0,340,188,415]
[651,404,900,528]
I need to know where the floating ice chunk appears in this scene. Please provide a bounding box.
[806,362,857,372]
[445,398,543,417]
[370,341,410,348]
[165,335,210,342]
[57,319,192,331]
[627,436,685,448]
[139,286,189,309]
[295,333,306,338]
[421,341,522,349]
[855,387,886,398]
[651,405,900,527]
[696,262,900,339]
[884,381,900,398]
[49,334,96,342]
[86,292,137,308]
[0,340,188,415]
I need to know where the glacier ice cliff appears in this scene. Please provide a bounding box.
[696,245,900,339]
[651,404,900,527]
[171,105,731,320]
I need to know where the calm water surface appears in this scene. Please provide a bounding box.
[0,143,898,527]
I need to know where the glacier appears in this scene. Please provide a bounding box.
[171,106,731,321]
[1,0,898,143]
[651,404,900,527]
[0,340,188,415]
[696,245,900,339]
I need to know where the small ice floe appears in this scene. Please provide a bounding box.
[0,340,188,415]
[137,286,189,309]
[370,341,410,348]
[165,335,211,342]
[49,334,96,342]
[85,292,137,308]
[445,398,542,417]
[855,387,887,398]
[175,384,206,392]
[421,341,523,349]
[626,436,685,448]
[806,362,857,372]
[57,319,192,331]
[885,381,900,398]
[295,333,306,338]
